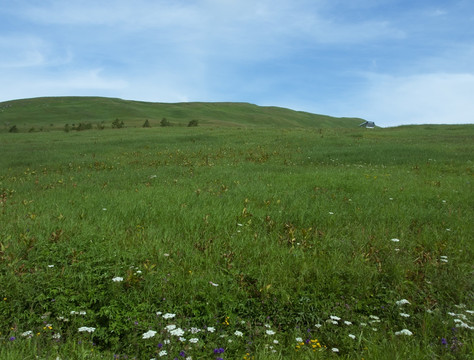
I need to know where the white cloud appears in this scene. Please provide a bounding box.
[356,72,474,126]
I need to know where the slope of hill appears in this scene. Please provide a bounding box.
[0,96,363,129]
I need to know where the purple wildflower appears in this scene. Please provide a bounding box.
[214,348,225,354]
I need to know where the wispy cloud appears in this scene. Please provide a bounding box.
[1,0,473,126]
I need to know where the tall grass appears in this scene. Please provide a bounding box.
[1,125,473,359]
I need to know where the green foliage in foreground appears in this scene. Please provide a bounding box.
[0,125,473,359]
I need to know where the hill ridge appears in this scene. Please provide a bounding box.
[0,96,364,129]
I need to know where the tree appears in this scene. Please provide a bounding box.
[143,119,151,128]
[187,119,198,127]
[112,118,124,129]
[160,117,171,127]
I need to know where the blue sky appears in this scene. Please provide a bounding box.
[1,0,473,127]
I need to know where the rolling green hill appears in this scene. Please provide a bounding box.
[0,96,363,130]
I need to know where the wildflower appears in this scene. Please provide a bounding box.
[400,313,410,318]
[295,337,303,342]
[344,321,352,325]
[159,350,167,357]
[466,310,474,314]
[207,327,216,332]
[454,320,474,329]
[165,324,177,331]
[190,327,201,334]
[112,277,123,282]
[214,348,225,354]
[273,339,279,344]
[328,212,334,215]
[396,299,410,306]
[170,328,185,337]
[52,333,61,339]
[70,310,86,315]
[360,322,367,326]
[369,315,380,320]
[9,336,15,341]
[332,348,339,352]
[395,329,413,336]
[391,238,400,242]
[234,330,243,337]
[179,336,186,342]
[78,327,95,333]
[348,334,356,339]
[48,265,54,268]
[156,311,163,316]
[189,338,199,343]
[142,330,157,339]
[21,330,33,338]
[209,281,219,287]
[266,329,275,335]
[330,315,341,321]
[314,323,322,328]
[163,313,176,319]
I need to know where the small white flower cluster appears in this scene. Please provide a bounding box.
[21,330,33,338]
[78,327,95,333]
[396,299,410,306]
[162,313,176,319]
[440,255,448,263]
[142,330,157,339]
[395,329,413,336]
[448,311,474,329]
[70,310,86,315]
[112,277,123,282]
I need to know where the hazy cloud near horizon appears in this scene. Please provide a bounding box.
[1,0,473,126]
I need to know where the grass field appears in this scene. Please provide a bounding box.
[0,100,473,359]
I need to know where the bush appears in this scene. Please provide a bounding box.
[76,122,93,131]
[160,118,171,127]
[187,119,199,127]
[64,124,70,132]
[112,119,125,129]
[143,119,151,128]
[8,125,18,133]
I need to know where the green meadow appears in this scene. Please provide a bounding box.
[0,98,473,359]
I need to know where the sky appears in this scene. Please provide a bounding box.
[1,0,473,127]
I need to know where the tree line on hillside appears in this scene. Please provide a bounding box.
[5,118,199,133]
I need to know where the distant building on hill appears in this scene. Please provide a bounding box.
[359,121,375,128]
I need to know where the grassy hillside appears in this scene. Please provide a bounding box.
[0,96,363,130]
